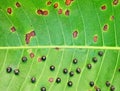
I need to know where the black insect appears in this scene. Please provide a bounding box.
[89,81,94,87]
[98,51,104,56]
[92,57,97,63]
[41,87,46,91]
[63,68,68,74]
[22,56,27,62]
[67,81,73,87]
[76,68,81,74]
[56,77,61,83]
[110,85,115,91]
[41,56,46,61]
[87,64,92,69]
[96,88,101,91]
[14,69,20,75]
[73,58,78,64]
[6,67,12,73]
[50,65,55,71]
[106,81,110,87]
[69,71,74,77]
[31,77,36,83]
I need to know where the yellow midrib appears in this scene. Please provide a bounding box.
[0,46,120,50]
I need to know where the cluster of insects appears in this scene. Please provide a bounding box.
[6,50,118,91]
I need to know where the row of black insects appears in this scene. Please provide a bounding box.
[6,51,119,91]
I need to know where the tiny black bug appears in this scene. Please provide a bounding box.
[22,56,27,62]
[14,69,20,75]
[76,68,81,74]
[67,81,73,87]
[56,77,61,83]
[41,56,46,61]
[69,71,74,77]
[92,57,97,63]
[73,58,78,64]
[50,65,55,71]
[31,77,36,83]
[6,67,12,73]
[110,85,115,91]
[98,51,104,56]
[89,81,94,87]
[106,81,110,87]
[87,64,92,69]
[96,88,101,91]
[63,68,68,74]
[41,87,46,91]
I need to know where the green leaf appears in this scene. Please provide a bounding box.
[0,0,120,91]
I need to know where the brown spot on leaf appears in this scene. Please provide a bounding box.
[37,9,49,16]
[65,0,73,6]
[49,78,54,83]
[73,31,78,38]
[55,47,60,50]
[42,10,49,15]
[110,15,114,21]
[58,9,62,14]
[113,0,119,5]
[103,24,108,31]
[16,2,21,8]
[10,26,16,32]
[101,5,106,10]
[65,10,70,16]
[37,9,43,15]
[47,1,52,5]
[7,7,12,14]
[25,31,36,44]
[38,58,42,62]
[30,52,34,58]
[93,35,98,42]
[54,3,58,8]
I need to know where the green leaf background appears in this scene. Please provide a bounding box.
[0,0,120,91]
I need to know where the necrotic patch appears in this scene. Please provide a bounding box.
[25,31,36,44]
[47,1,52,5]
[73,31,78,38]
[16,2,21,8]
[65,10,70,16]
[93,35,98,42]
[101,5,107,10]
[65,0,73,6]
[113,0,119,5]
[10,26,16,32]
[54,3,58,8]
[58,9,62,14]
[103,24,109,31]
[7,7,12,14]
